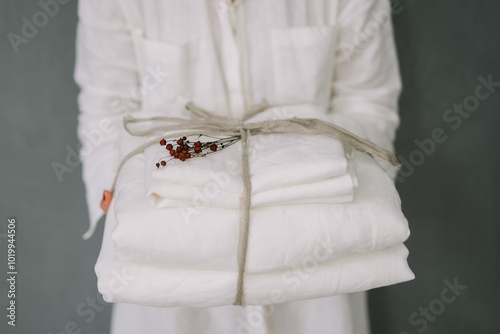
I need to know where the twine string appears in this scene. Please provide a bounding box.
[110,101,400,306]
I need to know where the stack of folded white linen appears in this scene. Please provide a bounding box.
[143,104,359,209]
[95,104,414,307]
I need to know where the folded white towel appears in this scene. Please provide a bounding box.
[95,104,414,308]
[147,171,356,209]
[111,150,409,274]
[97,193,414,307]
[144,104,358,209]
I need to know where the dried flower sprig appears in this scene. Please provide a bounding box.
[155,134,240,168]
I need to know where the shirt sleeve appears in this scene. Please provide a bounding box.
[73,0,140,239]
[327,0,402,179]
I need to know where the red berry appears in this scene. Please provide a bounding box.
[156,163,160,168]
[160,139,166,146]
[194,147,202,153]
[176,146,182,153]
[174,152,179,158]
[179,154,186,161]
[166,143,173,150]
[182,136,187,140]
[160,161,166,166]
[185,152,191,158]
[194,141,201,147]
[210,144,217,151]
[170,150,175,156]
[177,139,183,145]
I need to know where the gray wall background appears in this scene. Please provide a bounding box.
[0,0,498,333]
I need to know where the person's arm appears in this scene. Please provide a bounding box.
[328,0,402,177]
[74,0,139,239]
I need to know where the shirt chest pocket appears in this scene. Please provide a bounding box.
[270,24,337,105]
[133,31,206,113]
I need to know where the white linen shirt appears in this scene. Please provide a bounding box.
[74,0,402,239]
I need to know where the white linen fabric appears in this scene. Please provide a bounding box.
[144,104,359,209]
[147,171,357,209]
[110,292,370,334]
[74,0,406,332]
[110,151,409,274]
[97,153,413,307]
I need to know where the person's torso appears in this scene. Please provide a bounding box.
[120,0,341,120]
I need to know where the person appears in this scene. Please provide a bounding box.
[74,0,402,333]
